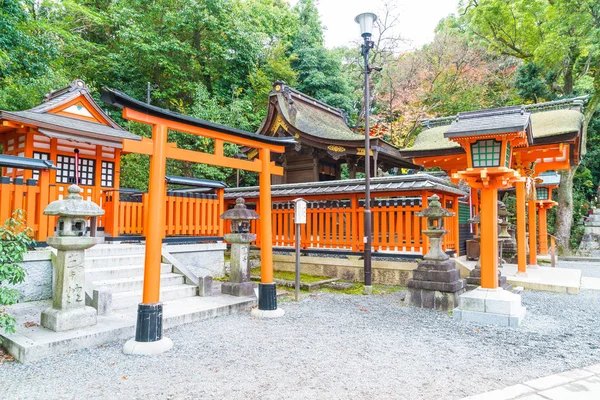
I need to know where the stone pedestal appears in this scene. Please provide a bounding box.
[453,287,526,327]
[41,237,101,331]
[221,233,256,297]
[406,259,466,311]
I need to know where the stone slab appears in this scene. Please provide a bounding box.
[581,277,600,291]
[461,383,535,400]
[0,282,256,363]
[453,307,525,327]
[455,256,581,294]
[524,368,595,391]
[462,364,600,400]
[538,375,600,400]
[500,263,581,294]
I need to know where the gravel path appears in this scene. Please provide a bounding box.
[3,261,600,400]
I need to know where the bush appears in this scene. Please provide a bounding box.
[0,210,33,340]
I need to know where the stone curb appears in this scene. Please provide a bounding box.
[461,363,600,400]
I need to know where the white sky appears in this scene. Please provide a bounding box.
[288,0,460,51]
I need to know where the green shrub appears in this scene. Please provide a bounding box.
[0,210,33,339]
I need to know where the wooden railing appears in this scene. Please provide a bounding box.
[225,192,459,255]
[0,173,54,241]
[103,189,224,237]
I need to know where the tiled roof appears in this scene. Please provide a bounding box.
[402,97,586,154]
[445,106,531,138]
[273,86,364,141]
[224,173,468,199]
[1,110,141,142]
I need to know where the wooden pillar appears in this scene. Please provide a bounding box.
[472,188,479,236]
[421,192,429,256]
[217,188,225,236]
[528,199,537,266]
[142,124,168,305]
[480,186,499,289]
[538,205,548,256]
[259,147,274,285]
[515,180,527,274]
[37,170,50,242]
[453,195,460,256]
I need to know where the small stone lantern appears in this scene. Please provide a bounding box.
[406,194,466,311]
[416,194,454,261]
[220,198,259,296]
[40,185,105,332]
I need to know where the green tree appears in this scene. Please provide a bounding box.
[0,210,33,339]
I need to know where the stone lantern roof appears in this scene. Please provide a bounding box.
[44,185,105,217]
[416,194,455,219]
[220,198,259,221]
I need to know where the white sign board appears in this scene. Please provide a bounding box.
[294,198,307,224]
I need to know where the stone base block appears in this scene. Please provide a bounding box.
[250,308,285,319]
[407,278,465,292]
[417,259,457,271]
[453,287,526,327]
[122,337,173,355]
[406,287,465,311]
[221,281,256,297]
[41,306,97,332]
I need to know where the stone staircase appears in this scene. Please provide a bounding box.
[84,244,198,311]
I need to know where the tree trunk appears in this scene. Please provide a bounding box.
[554,166,577,254]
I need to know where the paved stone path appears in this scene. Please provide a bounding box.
[462,363,600,399]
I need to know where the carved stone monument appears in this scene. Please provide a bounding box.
[220,198,259,296]
[40,185,104,331]
[406,194,466,311]
[578,208,600,256]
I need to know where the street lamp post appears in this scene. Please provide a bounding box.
[355,12,377,295]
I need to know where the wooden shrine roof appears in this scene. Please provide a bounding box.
[224,173,468,199]
[401,97,585,157]
[256,81,417,169]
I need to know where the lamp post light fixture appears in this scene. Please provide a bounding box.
[355,11,378,295]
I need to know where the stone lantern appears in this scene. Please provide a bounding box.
[220,198,259,296]
[417,194,454,261]
[40,185,104,332]
[406,194,466,311]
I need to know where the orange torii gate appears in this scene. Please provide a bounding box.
[101,89,295,354]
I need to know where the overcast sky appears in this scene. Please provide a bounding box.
[287,0,460,51]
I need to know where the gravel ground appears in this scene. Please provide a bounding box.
[3,261,600,400]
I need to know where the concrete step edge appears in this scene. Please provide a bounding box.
[92,273,183,287]
[112,283,197,299]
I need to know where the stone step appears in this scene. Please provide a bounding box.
[84,244,147,258]
[111,284,198,310]
[85,263,172,281]
[92,273,184,293]
[84,254,146,269]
